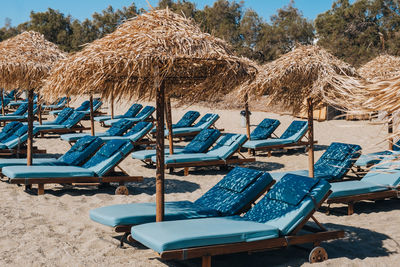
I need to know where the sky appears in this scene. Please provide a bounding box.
[0,0,352,27]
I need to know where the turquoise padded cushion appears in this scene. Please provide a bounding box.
[267,174,318,205]
[76,100,90,111]
[244,174,331,235]
[216,166,263,193]
[250,118,280,140]
[12,103,28,116]
[135,106,155,120]
[0,115,26,120]
[279,121,308,140]
[243,138,294,149]
[61,111,85,127]
[362,168,400,186]
[162,153,219,164]
[194,168,274,215]
[48,107,74,125]
[355,151,393,167]
[131,216,279,253]
[58,136,103,166]
[131,148,185,160]
[174,111,200,128]
[165,114,219,134]
[124,103,143,117]
[0,158,60,168]
[124,121,151,137]
[270,170,309,182]
[90,201,219,227]
[106,119,135,136]
[167,126,203,134]
[0,122,22,142]
[3,166,95,178]
[182,129,220,153]
[329,180,389,198]
[207,134,247,159]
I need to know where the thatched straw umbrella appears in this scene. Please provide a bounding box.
[0,31,66,165]
[42,9,256,221]
[358,55,400,149]
[241,45,358,177]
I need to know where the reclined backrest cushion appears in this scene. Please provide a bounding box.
[194,113,218,128]
[125,121,151,137]
[195,167,273,216]
[83,139,132,175]
[0,122,23,141]
[106,119,135,136]
[182,129,220,153]
[280,121,308,140]
[207,134,246,159]
[124,103,143,117]
[62,111,85,127]
[250,118,280,140]
[136,106,154,119]
[0,98,10,107]
[243,174,331,235]
[76,100,90,111]
[14,103,28,115]
[5,125,28,142]
[314,142,361,180]
[59,136,103,166]
[174,111,200,128]
[53,107,74,125]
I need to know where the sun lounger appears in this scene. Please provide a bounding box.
[270,142,362,182]
[151,111,200,134]
[152,133,255,175]
[0,103,38,122]
[0,124,45,156]
[49,98,102,116]
[0,122,23,143]
[0,136,103,170]
[99,121,154,145]
[164,113,220,138]
[129,174,343,266]
[327,162,400,215]
[4,89,18,100]
[34,107,74,126]
[42,97,69,111]
[246,118,281,140]
[132,128,221,163]
[7,94,38,108]
[60,119,135,143]
[244,120,311,155]
[354,138,400,170]
[103,105,155,126]
[94,103,143,124]
[90,167,275,246]
[3,139,143,195]
[34,110,88,135]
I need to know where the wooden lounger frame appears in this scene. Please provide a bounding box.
[114,179,276,247]
[327,186,400,215]
[166,149,255,176]
[0,146,46,157]
[128,191,344,267]
[6,147,143,195]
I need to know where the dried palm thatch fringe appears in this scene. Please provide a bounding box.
[237,45,359,114]
[0,31,66,90]
[358,55,400,80]
[42,9,257,103]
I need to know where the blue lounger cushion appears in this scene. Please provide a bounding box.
[243,121,308,149]
[162,153,220,164]
[95,104,143,122]
[329,180,390,198]
[130,174,330,253]
[131,148,185,160]
[166,113,219,135]
[104,106,155,126]
[3,166,95,178]
[0,122,23,142]
[0,158,61,168]
[90,167,273,227]
[131,217,279,253]
[250,118,281,140]
[354,151,396,167]
[41,108,74,125]
[0,126,40,149]
[100,121,153,142]
[151,111,200,133]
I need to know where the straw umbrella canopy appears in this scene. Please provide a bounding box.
[0,31,66,166]
[42,9,256,221]
[240,45,358,177]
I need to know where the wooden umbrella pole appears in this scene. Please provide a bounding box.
[155,68,165,222]
[388,113,393,150]
[27,89,34,166]
[165,96,174,155]
[1,88,5,116]
[37,92,42,125]
[89,95,95,136]
[307,98,315,178]
[110,92,114,119]
[244,93,251,154]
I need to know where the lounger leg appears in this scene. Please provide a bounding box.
[268,150,271,157]
[24,184,32,191]
[202,255,212,267]
[348,202,354,215]
[184,167,189,176]
[119,232,129,248]
[37,184,44,195]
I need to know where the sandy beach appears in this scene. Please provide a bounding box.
[0,98,399,267]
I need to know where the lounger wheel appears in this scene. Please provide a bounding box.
[309,246,328,263]
[115,185,129,195]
